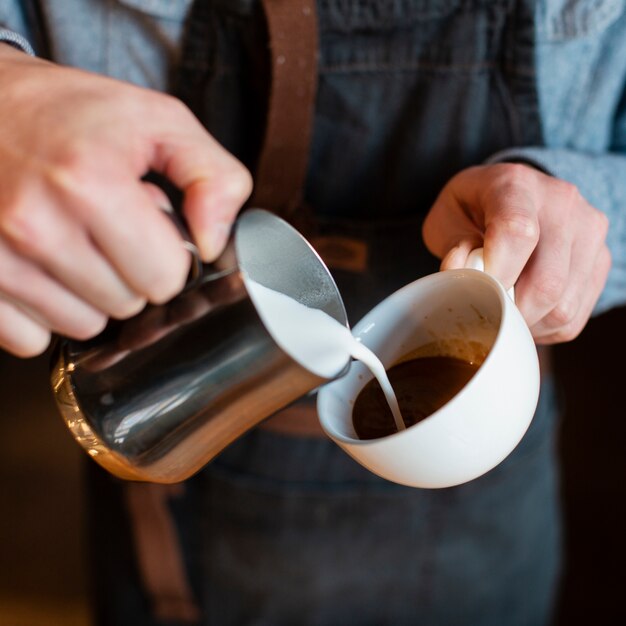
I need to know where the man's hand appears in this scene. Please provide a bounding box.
[422,163,610,345]
[0,45,252,357]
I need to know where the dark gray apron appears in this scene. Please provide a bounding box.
[88,2,562,625]
[176,0,543,321]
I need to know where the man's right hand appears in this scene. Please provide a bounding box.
[0,45,252,357]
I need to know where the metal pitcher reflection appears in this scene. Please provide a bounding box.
[51,209,348,483]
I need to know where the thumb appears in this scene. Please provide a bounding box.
[148,102,253,261]
[422,182,484,268]
[423,165,540,288]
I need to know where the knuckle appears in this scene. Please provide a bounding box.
[69,312,108,341]
[533,275,566,308]
[147,260,189,305]
[18,337,51,358]
[499,162,536,185]
[220,161,254,205]
[157,93,192,119]
[554,179,581,204]
[550,322,584,344]
[0,202,27,242]
[591,208,610,240]
[110,296,147,320]
[148,283,180,306]
[599,245,612,274]
[2,203,87,264]
[1,202,44,257]
[40,151,101,220]
[546,299,578,329]
[4,329,51,358]
[487,163,536,199]
[50,142,87,174]
[493,212,539,244]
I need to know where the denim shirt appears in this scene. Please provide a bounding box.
[1,0,626,314]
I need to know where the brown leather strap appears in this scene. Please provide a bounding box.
[124,5,321,620]
[251,0,319,216]
[125,483,201,624]
[261,402,325,436]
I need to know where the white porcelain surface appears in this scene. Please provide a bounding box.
[317,268,540,489]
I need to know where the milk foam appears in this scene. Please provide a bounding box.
[245,278,405,432]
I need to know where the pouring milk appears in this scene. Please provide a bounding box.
[244,277,405,433]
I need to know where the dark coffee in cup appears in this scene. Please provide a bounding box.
[352,356,480,440]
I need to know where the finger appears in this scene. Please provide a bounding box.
[423,165,541,288]
[148,100,253,261]
[480,174,540,289]
[0,242,108,339]
[532,245,610,344]
[422,180,484,262]
[440,239,481,271]
[524,201,608,338]
[141,181,174,213]
[512,212,574,328]
[141,181,202,281]
[0,202,146,317]
[80,177,192,305]
[0,297,50,357]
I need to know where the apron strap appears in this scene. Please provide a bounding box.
[125,5,320,622]
[125,483,201,624]
[251,0,320,216]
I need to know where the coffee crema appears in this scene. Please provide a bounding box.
[352,356,480,440]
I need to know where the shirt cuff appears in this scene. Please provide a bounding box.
[0,28,35,56]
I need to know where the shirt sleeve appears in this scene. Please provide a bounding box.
[0,27,34,55]
[486,143,626,317]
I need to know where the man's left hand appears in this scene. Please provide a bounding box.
[422,163,610,345]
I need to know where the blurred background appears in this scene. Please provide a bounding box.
[0,307,624,626]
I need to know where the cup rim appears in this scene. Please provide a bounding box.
[317,267,513,445]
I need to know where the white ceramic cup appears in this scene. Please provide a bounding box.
[317,251,540,488]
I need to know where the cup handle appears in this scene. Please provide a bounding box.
[465,248,515,302]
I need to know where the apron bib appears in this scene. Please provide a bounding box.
[175,0,542,320]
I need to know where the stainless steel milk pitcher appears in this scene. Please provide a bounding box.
[51,209,349,483]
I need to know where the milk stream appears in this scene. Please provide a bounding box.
[245,278,406,433]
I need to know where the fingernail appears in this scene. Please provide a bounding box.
[157,197,174,213]
[200,221,232,261]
